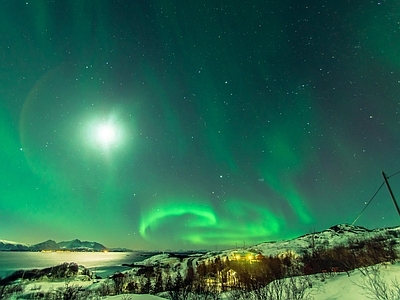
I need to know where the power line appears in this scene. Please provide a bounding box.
[351,169,400,225]
[388,169,400,178]
[351,182,385,226]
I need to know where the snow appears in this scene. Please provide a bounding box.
[12,264,400,299]
[136,253,170,266]
[0,240,29,246]
[21,279,164,300]
[131,224,400,268]
[310,262,400,300]
[103,295,164,300]
[3,224,400,299]
[23,278,94,293]
[127,253,400,299]
[243,224,400,258]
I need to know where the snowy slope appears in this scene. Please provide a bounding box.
[308,262,400,300]
[16,263,399,300]
[131,224,400,268]
[0,238,109,252]
[57,239,107,251]
[249,224,400,257]
[0,240,28,245]
[104,295,164,300]
[0,240,29,251]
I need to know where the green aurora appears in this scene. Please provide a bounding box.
[1,1,400,249]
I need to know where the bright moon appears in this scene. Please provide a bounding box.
[96,124,117,145]
[85,115,124,154]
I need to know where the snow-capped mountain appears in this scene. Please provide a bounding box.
[0,240,30,251]
[0,239,108,252]
[57,239,107,251]
[31,240,60,251]
[248,223,400,257]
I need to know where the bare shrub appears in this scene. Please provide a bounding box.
[152,268,164,294]
[192,277,221,300]
[226,288,247,300]
[140,274,152,294]
[356,265,400,300]
[0,281,25,299]
[249,275,312,300]
[0,282,7,299]
[303,234,400,276]
[126,279,139,294]
[97,279,114,296]
[55,281,82,300]
[111,272,126,294]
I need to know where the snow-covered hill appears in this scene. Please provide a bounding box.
[58,239,107,252]
[0,240,29,251]
[31,239,60,251]
[132,224,400,269]
[249,223,400,257]
[9,261,400,300]
[0,239,109,252]
[197,223,400,261]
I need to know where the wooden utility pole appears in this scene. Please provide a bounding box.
[382,171,400,217]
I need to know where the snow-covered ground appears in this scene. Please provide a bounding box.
[2,224,400,299]
[128,258,400,299]
[309,262,400,300]
[6,276,166,300]
[103,295,164,300]
[10,263,399,299]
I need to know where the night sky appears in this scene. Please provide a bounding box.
[1,0,400,250]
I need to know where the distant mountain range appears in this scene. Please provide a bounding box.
[3,223,398,254]
[0,239,131,252]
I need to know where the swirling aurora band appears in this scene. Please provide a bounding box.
[139,199,282,246]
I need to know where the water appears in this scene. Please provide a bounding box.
[0,252,153,279]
